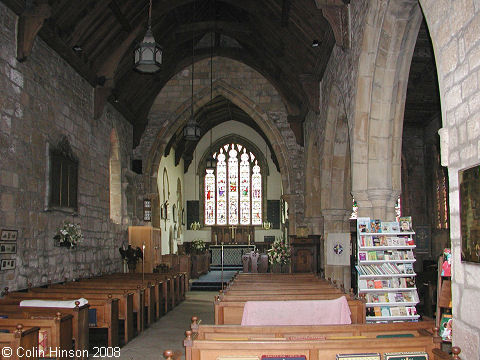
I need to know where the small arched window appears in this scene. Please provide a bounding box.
[205,143,262,226]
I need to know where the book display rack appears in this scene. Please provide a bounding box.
[356,217,420,323]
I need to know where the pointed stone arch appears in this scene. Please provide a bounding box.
[143,79,294,219]
[321,85,352,212]
[351,0,423,220]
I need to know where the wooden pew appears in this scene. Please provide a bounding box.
[0,313,73,360]
[214,298,366,325]
[2,291,120,347]
[178,326,440,360]
[24,287,134,344]
[191,315,435,338]
[46,280,146,331]
[98,273,171,315]
[0,324,39,360]
[0,301,88,356]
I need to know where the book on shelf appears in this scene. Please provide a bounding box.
[370,219,382,233]
[372,236,380,246]
[405,277,416,288]
[384,352,428,360]
[381,306,391,317]
[358,279,367,289]
[376,251,385,260]
[336,353,381,360]
[374,306,381,316]
[379,235,388,246]
[374,280,383,289]
[367,251,377,260]
[366,279,375,289]
[399,216,412,232]
[406,306,417,316]
[359,251,367,261]
[439,313,452,341]
[357,217,371,233]
[381,221,400,233]
[404,263,415,274]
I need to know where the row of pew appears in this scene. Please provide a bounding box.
[171,273,459,360]
[0,271,188,359]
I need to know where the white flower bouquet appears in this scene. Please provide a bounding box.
[267,238,291,265]
[54,221,83,248]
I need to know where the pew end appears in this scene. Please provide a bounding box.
[433,346,461,360]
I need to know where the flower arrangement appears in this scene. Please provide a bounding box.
[191,238,206,254]
[267,237,291,264]
[54,221,83,248]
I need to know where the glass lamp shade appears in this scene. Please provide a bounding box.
[183,119,201,141]
[205,155,217,170]
[134,27,162,73]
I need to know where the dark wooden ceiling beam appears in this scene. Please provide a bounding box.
[281,0,290,27]
[175,20,251,35]
[16,0,51,61]
[69,0,112,45]
[109,0,133,32]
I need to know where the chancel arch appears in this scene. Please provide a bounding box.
[142,61,295,213]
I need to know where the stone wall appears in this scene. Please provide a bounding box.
[0,3,133,291]
[420,0,480,357]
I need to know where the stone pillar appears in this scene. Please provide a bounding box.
[322,209,351,288]
[352,189,400,221]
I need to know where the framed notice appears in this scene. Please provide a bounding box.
[143,199,152,222]
[336,354,380,360]
[0,258,16,270]
[0,229,18,242]
[459,164,480,263]
[384,352,428,360]
[0,242,17,254]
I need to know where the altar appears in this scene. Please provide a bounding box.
[209,244,256,267]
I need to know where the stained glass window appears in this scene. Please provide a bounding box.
[251,160,262,225]
[204,143,262,225]
[240,150,250,225]
[228,145,239,224]
[204,169,215,225]
[216,150,227,225]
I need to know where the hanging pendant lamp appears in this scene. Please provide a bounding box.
[205,28,217,171]
[183,0,201,141]
[134,0,162,73]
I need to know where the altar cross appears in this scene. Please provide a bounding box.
[229,225,237,240]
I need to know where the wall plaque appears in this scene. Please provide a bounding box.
[0,242,17,254]
[459,164,480,263]
[0,229,18,242]
[0,258,16,270]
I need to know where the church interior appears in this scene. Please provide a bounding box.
[0,0,479,359]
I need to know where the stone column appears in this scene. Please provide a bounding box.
[352,189,400,221]
[322,209,352,288]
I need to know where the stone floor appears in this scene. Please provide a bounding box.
[91,291,216,360]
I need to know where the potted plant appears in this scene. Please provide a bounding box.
[119,245,143,272]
